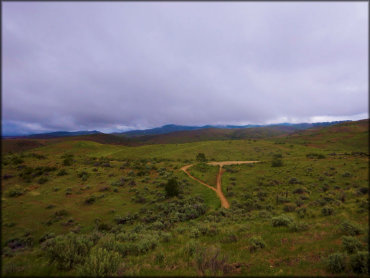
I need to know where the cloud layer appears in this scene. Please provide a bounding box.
[3,2,368,134]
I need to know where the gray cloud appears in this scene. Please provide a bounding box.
[2,2,368,134]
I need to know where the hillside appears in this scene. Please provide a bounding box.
[281,119,369,153]
[2,120,368,154]
[2,126,368,276]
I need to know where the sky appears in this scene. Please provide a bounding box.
[2,2,368,135]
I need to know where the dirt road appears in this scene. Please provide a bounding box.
[181,161,259,209]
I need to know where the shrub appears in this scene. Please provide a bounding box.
[195,245,228,275]
[43,233,93,270]
[155,251,165,264]
[196,153,207,162]
[220,232,238,243]
[342,236,362,254]
[38,177,49,184]
[293,187,307,194]
[271,157,283,167]
[85,195,97,205]
[78,171,89,181]
[7,185,25,197]
[283,203,296,212]
[350,251,369,274]
[249,236,266,252]
[165,178,180,197]
[321,206,334,216]
[189,228,200,238]
[272,214,293,227]
[326,252,346,273]
[306,153,326,159]
[289,222,309,232]
[357,187,368,195]
[342,172,352,177]
[63,158,73,166]
[39,233,56,243]
[340,221,363,236]
[111,178,125,187]
[57,169,67,176]
[78,247,121,277]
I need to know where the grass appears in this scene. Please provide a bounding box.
[1,121,369,276]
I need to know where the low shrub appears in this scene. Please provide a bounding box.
[220,232,238,243]
[289,222,309,232]
[195,245,228,275]
[43,233,93,270]
[340,221,363,236]
[78,171,89,181]
[39,233,56,243]
[326,252,347,273]
[350,251,369,274]
[342,236,362,254]
[283,203,296,212]
[84,195,97,205]
[271,157,283,167]
[306,153,326,159]
[342,172,352,178]
[189,228,200,238]
[63,158,73,166]
[272,214,293,227]
[321,206,334,216]
[7,185,25,197]
[57,169,68,176]
[38,177,49,184]
[155,251,165,264]
[78,247,121,277]
[249,236,266,252]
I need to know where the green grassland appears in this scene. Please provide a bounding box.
[1,121,369,276]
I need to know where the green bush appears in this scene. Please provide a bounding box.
[306,153,326,159]
[57,169,68,176]
[165,178,180,197]
[271,157,283,167]
[63,158,73,166]
[326,252,346,273]
[289,222,309,232]
[78,171,89,181]
[283,203,296,212]
[78,247,121,277]
[195,245,228,275]
[340,221,363,236]
[43,233,93,270]
[272,214,293,227]
[196,153,207,162]
[7,185,25,197]
[321,206,334,216]
[249,236,266,252]
[38,177,49,184]
[155,251,165,264]
[342,236,362,254]
[85,195,97,205]
[350,251,369,274]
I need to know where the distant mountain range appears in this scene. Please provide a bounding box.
[113,121,348,137]
[2,121,349,139]
[4,130,101,139]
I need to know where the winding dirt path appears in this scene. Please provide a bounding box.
[181,161,259,209]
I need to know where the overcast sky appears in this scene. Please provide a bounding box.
[2,2,368,135]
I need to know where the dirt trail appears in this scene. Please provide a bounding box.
[181,161,259,209]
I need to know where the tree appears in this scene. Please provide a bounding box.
[165,178,179,197]
[196,153,207,162]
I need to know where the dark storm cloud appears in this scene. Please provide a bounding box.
[2,2,368,134]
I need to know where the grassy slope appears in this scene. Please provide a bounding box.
[1,120,369,276]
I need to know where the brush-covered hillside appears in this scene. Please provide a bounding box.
[1,120,369,276]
